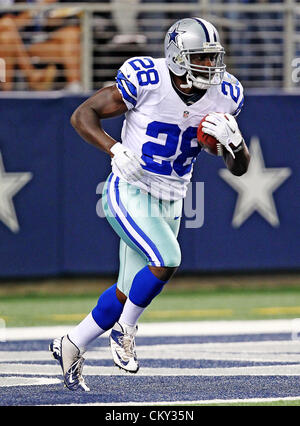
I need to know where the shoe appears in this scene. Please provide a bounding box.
[110,322,139,373]
[49,335,90,391]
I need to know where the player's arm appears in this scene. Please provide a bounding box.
[201,112,250,176]
[222,139,250,176]
[70,85,128,157]
[71,84,145,182]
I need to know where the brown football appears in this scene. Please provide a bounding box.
[197,114,223,156]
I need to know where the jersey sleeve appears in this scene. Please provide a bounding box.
[232,84,244,117]
[220,73,244,117]
[115,57,161,110]
[115,59,139,110]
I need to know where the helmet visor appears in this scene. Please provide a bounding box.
[176,44,226,86]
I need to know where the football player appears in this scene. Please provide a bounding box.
[50,17,250,391]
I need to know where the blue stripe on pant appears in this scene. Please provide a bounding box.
[102,173,182,296]
[106,173,165,267]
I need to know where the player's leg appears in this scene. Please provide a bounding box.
[103,173,182,371]
[50,173,182,384]
[62,170,148,355]
[115,246,180,332]
[111,174,182,324]
[109,241,179,372]
[49,281,125,391]
[117,266,177,323]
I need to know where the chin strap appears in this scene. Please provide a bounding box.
[180,73,193,89]
[180,81,193,89]
[180,73,210,90]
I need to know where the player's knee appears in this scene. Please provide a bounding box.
[147,240,181,281]
[149,248,181,280]
[163,247,181,269]
[149,262,180,282]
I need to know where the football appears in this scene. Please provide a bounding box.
[197,115,223,156]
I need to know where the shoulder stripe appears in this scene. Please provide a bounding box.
[233,96,244,117]
[116,70,138,107]
[117,70,137,98]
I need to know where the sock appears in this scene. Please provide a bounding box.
[68,312,105,352]
[118,298,145,327]
[69,283,124,351]
[91,283,124,331]
[119,266,167,327]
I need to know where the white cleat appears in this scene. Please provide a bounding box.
[109,322,139,373]
[49,335,90,391]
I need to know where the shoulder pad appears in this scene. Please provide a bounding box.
[220,72,244,116]
[222,72,240,86]
[116,57,161,109]
[123,56,161,90]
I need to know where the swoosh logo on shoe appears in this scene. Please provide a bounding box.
[110,332,122,345]
[115,351,130,366]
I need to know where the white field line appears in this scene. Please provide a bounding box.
[2,363,300,377]
[2,319,300,341]
[0,377,61,387]
[2,339,300,363]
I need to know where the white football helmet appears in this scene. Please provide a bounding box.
[164,17,226,89]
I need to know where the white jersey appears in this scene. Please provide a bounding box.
[114,56,244,201]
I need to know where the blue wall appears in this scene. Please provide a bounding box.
[0,94,298,277]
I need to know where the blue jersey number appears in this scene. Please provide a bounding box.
[141,121,200,177]
[221,81,240,103]
[128,58,159,87]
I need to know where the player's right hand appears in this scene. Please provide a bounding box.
[110,142,145,182]
[202,112,243,158]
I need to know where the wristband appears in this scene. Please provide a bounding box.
[110,142,123,156]
[232,140,244,153]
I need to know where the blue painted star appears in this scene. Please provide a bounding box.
[168,27,185,46]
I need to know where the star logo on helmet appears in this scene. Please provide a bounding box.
[168,27,185,47]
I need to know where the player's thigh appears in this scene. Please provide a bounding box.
[102,173,182,268]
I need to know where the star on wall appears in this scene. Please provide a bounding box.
[0,152,32,233]
[219,136,291,228]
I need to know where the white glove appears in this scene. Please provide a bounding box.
[110,142,145,182]
[202,112,243,158]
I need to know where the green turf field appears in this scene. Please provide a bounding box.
[0,274,300,327]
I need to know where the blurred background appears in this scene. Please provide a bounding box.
[0,0,299,91]
[0,0,299,327]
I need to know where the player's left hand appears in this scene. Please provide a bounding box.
[201,112,243,158]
